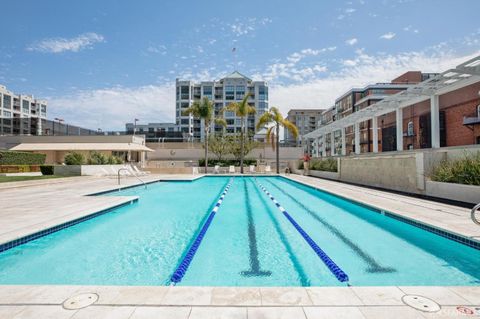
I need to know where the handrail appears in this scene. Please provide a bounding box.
[472,203,480,225]
[117,167,147,189]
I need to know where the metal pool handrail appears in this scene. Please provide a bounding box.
[117,168,147,189]
[472,203,480,226]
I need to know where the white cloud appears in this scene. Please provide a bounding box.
[345,38,358,46]
[260,47,335,81]
[147,45,167,55]
[345,8,356,13]
[380,32,396,40]
[229,17,272,36]
[27,32,104,53]
[269,50,480,117]
[48,84,175,130]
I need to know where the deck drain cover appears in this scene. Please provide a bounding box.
[63,293,98,310]
[402,295,440,313]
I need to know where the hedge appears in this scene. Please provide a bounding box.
[0,151,46,165]
[40,165,54,175]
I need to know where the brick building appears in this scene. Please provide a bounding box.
[305,56,480,157]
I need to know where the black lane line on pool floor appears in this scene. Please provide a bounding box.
[250,179,309,286]
[241,179,272,277]
[265,179,396,274]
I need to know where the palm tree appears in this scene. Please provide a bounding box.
[223,93,256,173]
[257,107,298,174]
[183,97,226,173]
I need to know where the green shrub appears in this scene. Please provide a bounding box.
[64,152,85,165]
[88,151,109,165]
[430,152,480,186]
[0,151,46,165]
[40,165,54,175]
[198,158,256,167]
[309,158,338,172]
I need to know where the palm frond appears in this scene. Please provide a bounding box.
[281,119,299,138]
[214,118,227,127]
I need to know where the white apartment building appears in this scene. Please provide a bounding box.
[175,71,269,141]
[285,109,324,146]
[0,85,47,135]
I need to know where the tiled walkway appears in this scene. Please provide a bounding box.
[0,174,479,318]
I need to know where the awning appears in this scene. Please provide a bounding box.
[9,143,154,152]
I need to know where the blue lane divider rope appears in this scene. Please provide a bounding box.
[170,178,234,285]
[255,179,349,283]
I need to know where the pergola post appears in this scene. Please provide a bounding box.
[315,137,320,157]
[330,133,335,157]
[372,116,379,153]
[354,123,360,155]
[341,127,346,156]
[430,94,440,148]
[321,135,326,157]
[396,108,403,151]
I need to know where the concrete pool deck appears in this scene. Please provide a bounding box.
[0,174,479,318]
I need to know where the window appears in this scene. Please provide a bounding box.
[225,86,234,100]
[258,86,268,100]
[193,87,201,100]
[214,87,223,99]
[203,86,213,99]
[3,111,12,117]
[181,102,189,109]
[3,95,11,109]
[258,101,268,110]
[181,86,190,100]
[22,100,29,114]
[235,86,245,100]
[226,119,235,125]
[181,119,190,125]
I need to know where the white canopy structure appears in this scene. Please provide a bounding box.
[304,55,480,156]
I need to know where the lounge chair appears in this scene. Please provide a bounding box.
[249,165,256,173]
[192,167,199,175]
[265,165,272,174]
[132,165,149,176]
[228,166,235,174]
[214,165,220,174]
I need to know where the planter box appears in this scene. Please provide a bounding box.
[308,170,339,180]
[425,180,480,204]
[54,165,126,176]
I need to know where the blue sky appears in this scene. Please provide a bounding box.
[1,0,479,129]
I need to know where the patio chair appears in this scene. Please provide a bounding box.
[132,165,149,176]
[228,166,236,174]
[249,165,256,173]
[214,165,220,174]
[265,165,272,174]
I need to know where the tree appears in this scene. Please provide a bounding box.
[257,107,298,174]
[228,134,259,162]
[183,97,226,172]
[223,94,256,173]
[207,135,231,162]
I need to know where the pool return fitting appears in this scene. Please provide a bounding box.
[170,178,234,285]
[255,178,350,284]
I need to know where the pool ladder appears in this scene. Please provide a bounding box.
[472,202,480,226]
[117,168,147,189]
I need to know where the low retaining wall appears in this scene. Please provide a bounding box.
[425,180,480,204]
[54,165,127,176]
[308,170,340,181]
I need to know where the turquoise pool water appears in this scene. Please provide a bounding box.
[0,176,478,286]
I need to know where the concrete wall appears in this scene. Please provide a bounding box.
[426,181,480,204]
[339,153,420,193]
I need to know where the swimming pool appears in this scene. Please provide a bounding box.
[0,176,478,286]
